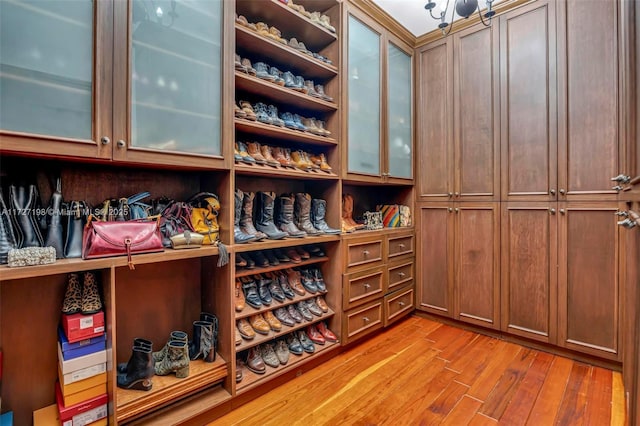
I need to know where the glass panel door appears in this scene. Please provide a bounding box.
[347,15,381,176]
[387,43,412,179]
[0,0,93,139]
[130,0,222,155]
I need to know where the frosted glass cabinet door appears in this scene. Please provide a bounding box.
[387,44,412,179]
[347,15,381,176]
[129,0,222,156]
[0,0,93,139]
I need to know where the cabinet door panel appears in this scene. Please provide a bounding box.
[417,40,453,200]
[455,203,500,328]
[501,203,557,343]
[0,0,111,159]
[558,0,620,200]
[500,0,557,201]
[417,204,453,315]
[387,42,412,180]
[558,203,621,360]
[454,24,499,200]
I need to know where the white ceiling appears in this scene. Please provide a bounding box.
[371,0,504,36]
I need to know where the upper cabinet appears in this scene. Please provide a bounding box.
[1,0,229,169]
[344,9,413,184]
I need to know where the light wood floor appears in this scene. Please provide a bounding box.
[209,316,625,425]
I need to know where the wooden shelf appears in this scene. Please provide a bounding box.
[138,385,232,425]
[0,246,220,281]
[235,118,337,147]
[235,72,337,113]
[236,25,337,80]
[236,0,337,51]
[116,354,228,423]
[235,255,328,278]
[235,290,329,320]
[234,162,338,180]
[236,340,339,394]
[236,309,335,352]
[234,234,340,253]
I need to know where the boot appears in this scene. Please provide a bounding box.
[200,312,219,357]
[117,344,155,390]
[276,194,306,238]
[295,193,321,235]
[117,338,152,373]
[61,273,82,315]
[342,194,362,230]
[247,142,267,164]
[240,192,267,241]
[81,272,103,314]
[154,340,190,378]
[152,331,187,363]
[291,150,312,171]
[234,189,258,244]
[260,145,280,167]
[256,192,287,240]
[311,199,340,234]
[272,147,292,168]
[189,320,216,362]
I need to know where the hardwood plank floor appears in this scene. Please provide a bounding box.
[208,316,625,426]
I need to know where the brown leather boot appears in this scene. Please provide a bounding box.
[234,279,245,312]
[344,194,363,229]
[291,150,312,171]
[294,193,321,235]
[304,151,320,172]
[309,153,331,173]
[247,142,267,164]
[240,191,267,241]
[272,147,292,168]
[276,194,306,238]
[342,194,357,232]
[260,144,280,167]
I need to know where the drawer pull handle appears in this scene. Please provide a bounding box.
[363,316,370,322]
[398,243,406,249]
[363,250,370,256]
[398,272,406,277]
[399,301,406,307]
[363,283,371,289]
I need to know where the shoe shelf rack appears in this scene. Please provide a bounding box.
[236,309,335,353]
[236,340,339,394]
[234,235,340,253]
[235,255,329,278]
[115,355,228,423]
[235,72,338,112]
[0,246,221,281]
[235,26,337,80]
[235,291,331,321]
[235,118,338,147]
[234,162,339,180]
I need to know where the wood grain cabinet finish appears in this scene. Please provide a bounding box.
[343,268,385,310]
[558,203,623,361]
[345,238,384,270]
[343,300,384,345]
[387,259,414,293]
[501,203,558,344]
[384,286,414,326]
[500,0,557,202]
[387,234,414,259]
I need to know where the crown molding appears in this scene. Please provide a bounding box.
[415,0,534,47]
[347,0,417,46]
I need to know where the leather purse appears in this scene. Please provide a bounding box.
[44,178,65,258]
[82,215,163,269]
[159,201,194,248]
[9,184,44,247]
[64,200,89,258]
[170,230,204,249]
[188,192,221,245]
[0,188,20,264]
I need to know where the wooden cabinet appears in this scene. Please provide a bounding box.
[341,229,415,344]
[417,21,499,201]
[344,7,413,183]
[416,202,500,329]
[1,0,230,169]
[558,203,624,361]
[501,202,558,344]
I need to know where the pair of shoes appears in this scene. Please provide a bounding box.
[235,54,257,76]
[309,11,336,33]
[237,101,257,121]
[241,141,280,167]
[288,37,333,64]
[287,330,315,354]
[302,117,331,137]
[235,14,257,31]
[252,61,286,86]
[280,112,308,132]
[236,252,256,269]
[306,322,338,345]
[62,271,103,315]
[342,194,364,230]
[255,22,288,44]
[297,267,327,293]
[117,338,154,390]
[297,193,341,235]
[245,341,288,374]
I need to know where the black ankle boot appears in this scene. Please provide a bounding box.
[234,189,257,244]
[117,338,152,373]
[189,320,216,362]
[256,192,287,240]
[117,343,155,391]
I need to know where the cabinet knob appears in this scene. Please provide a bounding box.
[448,192,453,197]
[100,136,110,145]
[612,185,624,192]
[117,139,126,148]
[398,272,406,277]
[454,192,460,197]
[448,207,453,212]
[616,211,629,217]
[398,301,406,307]
[611,174,631,184]
[454,208,459,213]
[549,208,556,215]
[362,250,370,256]
[550,189,556,195]
[618,218,637,229]
[398,243,405,249]
[363,316,370,322]
[559,189,566,195]
[363,283,371,289]
[559,209,565,215]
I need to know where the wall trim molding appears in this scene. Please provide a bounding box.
[347,0,417,46]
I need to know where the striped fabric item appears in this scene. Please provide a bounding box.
[377,205,400,227]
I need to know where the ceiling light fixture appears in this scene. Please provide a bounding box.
[425,0,495,35]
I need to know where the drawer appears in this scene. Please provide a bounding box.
[346,239,383,269]
[343,268,384,310]
[387,234,414,259]
[384,286,414,326]
[344,301,383,344]
[387,260,414,292]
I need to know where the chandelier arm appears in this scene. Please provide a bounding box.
[478,7,490,27]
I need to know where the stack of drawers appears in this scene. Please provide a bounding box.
[341,230,415,344]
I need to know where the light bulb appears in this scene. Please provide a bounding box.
[156,7,163,18]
